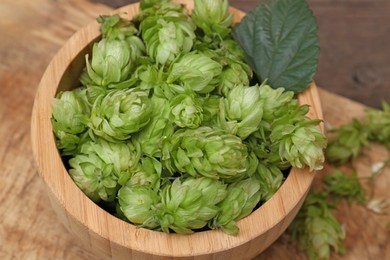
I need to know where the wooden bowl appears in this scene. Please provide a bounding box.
[31,1,324,259]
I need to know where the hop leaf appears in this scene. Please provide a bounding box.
[232,0,320,93]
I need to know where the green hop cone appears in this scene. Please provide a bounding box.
[139,0,181,18]
[88,88,152,142]
[323,169,365,204]
[255,162,284,201]
[219,38,247,61]
[222,84,264,139]
[80,138,140,186]
[69,152,118,203]
[157,177,227,234]
[365,101,390,148]
[192,0,233,38]
[325,119,369,165]
[140,7,196,65]
[288,191,346,260]
[169,90,204,128]
[218,60,252,96]
[201,95,222,125]
[51,88,90,155]
[258,84,295,123]
[128,157,162,191]
[209,177,261,235]
[118,183,160,229]
[162,126,249,180]
[85,39,134,88]
[269,104,327,171]
[140,0,172,10]
[132,95,175,157]
[167,52,222,94]
[245,133,290,169]
[97,14,138,41]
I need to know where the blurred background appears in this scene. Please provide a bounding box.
[93,0,390,108]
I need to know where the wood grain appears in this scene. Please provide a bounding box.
[0,0,389,259]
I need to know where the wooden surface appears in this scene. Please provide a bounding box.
[0,0,389,259]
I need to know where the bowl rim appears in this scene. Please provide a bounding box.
[31,0,322,257]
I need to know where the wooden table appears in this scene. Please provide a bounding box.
[0,0,389,259]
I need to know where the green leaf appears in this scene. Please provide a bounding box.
[232,0,319,93]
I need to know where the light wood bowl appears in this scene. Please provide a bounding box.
[31,1,324,259]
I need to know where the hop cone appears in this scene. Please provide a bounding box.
[167,52,222,94]
[69,152,118,203]
[288,191,346,260]
[209,178,261,235]
[325,119,369,165]
[97,14,138,41]
[269,104,327,171]
[168,90,204,128]
[127,157,162,191]
[218,60,252,96]
[162,126,249,180]
[192,0,233,38]
[245,133,289,169]
[255,162,284,201]
[118,183,160,229]
[140,4,196,65]
[51,89,90,155]
[323,170,365,204]
[222,84,264,139]
[80,138,140,186]
[85,39,134,88]
[88,88,152,142]
[133,96,174,157]
[157,177,227,234]
[365,101,390,148]
[258,84,295,123]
